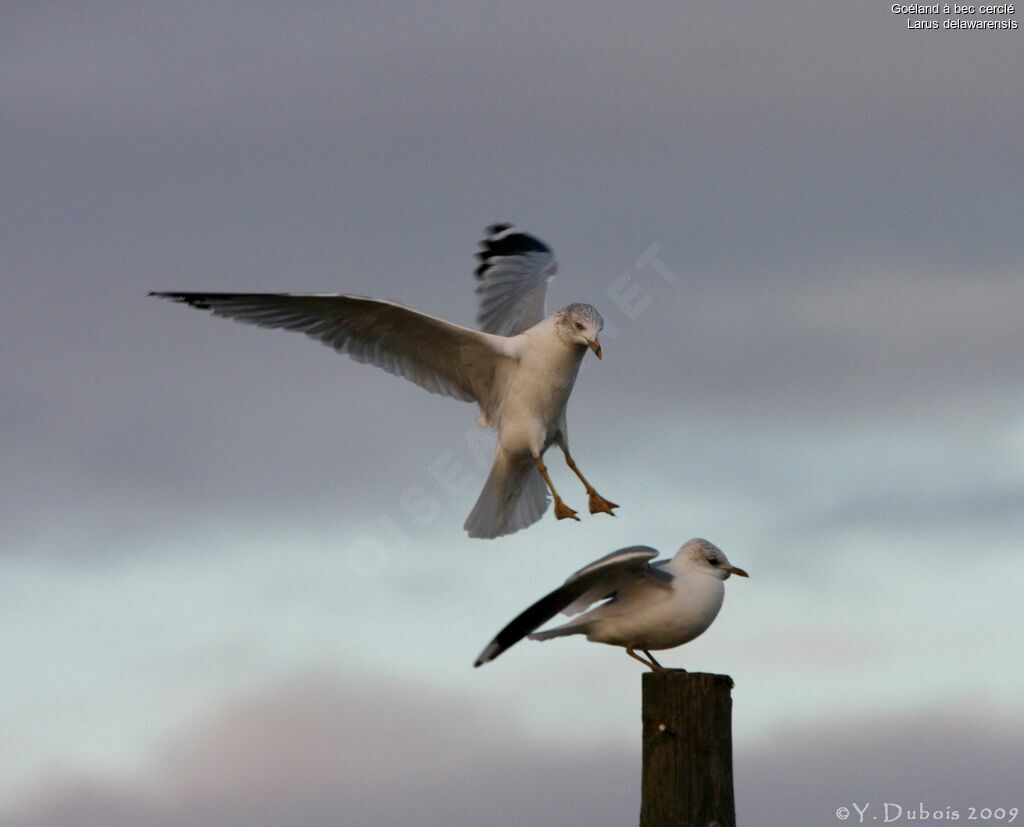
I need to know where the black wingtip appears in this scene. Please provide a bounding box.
[474,224,551,280]
[149,292,214,309]
[474,640,502,668]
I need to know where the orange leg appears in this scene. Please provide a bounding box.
[626,646,664,672]
[560,447,619,516]
[535,458,579,522]
[644,650,674,672]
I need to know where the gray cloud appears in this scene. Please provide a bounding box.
[1,674,638,827]
[737,707,1024,826]
[4,0,1022,552]
[3,8,1022,826]
[3,674,1021,827]
[794,477,1024,541]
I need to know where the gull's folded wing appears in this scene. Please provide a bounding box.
[474,546,665,666]
[473,225,557,336]
[150,292,511,405]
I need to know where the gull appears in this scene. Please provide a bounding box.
[474,539,748,670]
[150,224,618,539]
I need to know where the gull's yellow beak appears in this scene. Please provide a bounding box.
[587,339,602,359]
[725,565,749,578]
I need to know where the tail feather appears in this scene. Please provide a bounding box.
[463,450,549,539]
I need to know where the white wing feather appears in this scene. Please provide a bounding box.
[150,292,513,412]
[474,225,557,336]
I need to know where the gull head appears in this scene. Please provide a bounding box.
[676,538,749,581]
[556,303,605,359]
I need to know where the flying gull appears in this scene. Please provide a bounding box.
[475,539,747,669]
[151,224,618,539]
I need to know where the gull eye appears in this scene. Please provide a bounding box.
[708,558,720,566]
[575,322,585,330]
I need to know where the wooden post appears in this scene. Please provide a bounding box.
[640,670,736,827]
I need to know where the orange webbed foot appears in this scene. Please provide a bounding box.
[587,491,619,516]
[553,499,580,521]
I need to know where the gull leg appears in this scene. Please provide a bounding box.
[535,458,579,522]
[626,646,664,672]
[559,445,619,516]
[644,650,675,673]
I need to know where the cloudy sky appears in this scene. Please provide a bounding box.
[3,2,1022,824]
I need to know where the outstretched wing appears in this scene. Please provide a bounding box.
[150,292,512,405]
[474,224,557,336]
[474,546,667,666]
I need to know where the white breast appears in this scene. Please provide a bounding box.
[495,325,584,456]
[586,574,725,651]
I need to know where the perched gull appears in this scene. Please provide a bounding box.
[150,224,618,539]
[475,539,748,670]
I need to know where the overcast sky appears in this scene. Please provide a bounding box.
[3,3,1023,825]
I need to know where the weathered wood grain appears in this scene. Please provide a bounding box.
[640,670,736,827]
